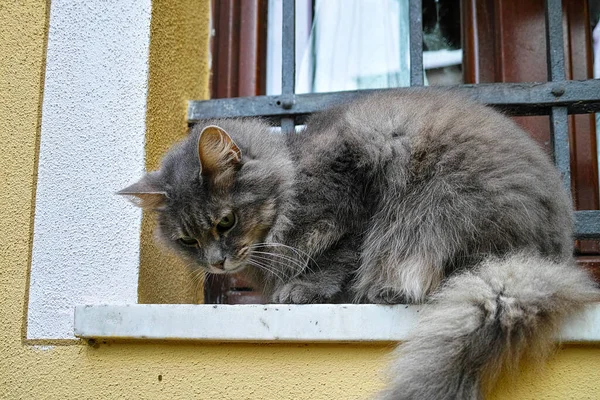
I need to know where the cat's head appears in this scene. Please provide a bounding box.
[119,120,294,275]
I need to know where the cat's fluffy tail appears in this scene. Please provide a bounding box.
[380,253,599,400]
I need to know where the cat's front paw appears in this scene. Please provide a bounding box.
[366,287,408,304]
[272,281,327,304]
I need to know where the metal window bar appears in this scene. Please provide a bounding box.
[280,0,296,134]
[409,0,424,86]
[544,0,571,195]
[188,0,600,238]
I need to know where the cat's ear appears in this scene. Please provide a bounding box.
[117,172,168,209]
[198,125,242,184]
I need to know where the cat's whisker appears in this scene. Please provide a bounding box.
[246,259,286,283]
[187,267,202,284]
[248,257,302,280]
[253,265,286,285]
[250,242,319,269]
[249,250,308,273]
[249,247,305,265]
[252,246,321,276]
[185,267,207,303]
[190,268,204,286]
[248,254,303,279]
[252,242,315,263]
[249,253,309,281]
[252,252,317,278]
[191,270,206,302]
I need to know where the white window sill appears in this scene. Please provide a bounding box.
[74,304,600,343]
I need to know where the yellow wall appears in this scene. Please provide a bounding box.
[1,0,599,399]
[138,0,211,305]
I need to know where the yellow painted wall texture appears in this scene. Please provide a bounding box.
[138,0,211,305]
[1,0,599,399]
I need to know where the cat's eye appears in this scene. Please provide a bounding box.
[216,212,236,233]
[177,236,198,246]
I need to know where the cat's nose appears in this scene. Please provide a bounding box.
[211,260,225,270]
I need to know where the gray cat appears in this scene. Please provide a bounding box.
[120,90,599,399]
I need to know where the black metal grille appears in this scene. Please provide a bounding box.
[188,0,600,239]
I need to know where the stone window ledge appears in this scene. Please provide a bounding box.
[74,304,600,343]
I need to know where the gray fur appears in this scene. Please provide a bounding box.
[120,89,599,398]
[378,252,599,400]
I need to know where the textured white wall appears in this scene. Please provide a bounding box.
[27,0,152,339]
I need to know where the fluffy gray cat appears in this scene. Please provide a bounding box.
[120,90,599,399]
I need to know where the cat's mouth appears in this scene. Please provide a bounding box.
[207,260,247,275]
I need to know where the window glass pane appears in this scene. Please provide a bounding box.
[267,0,462,95]
[300,0,410,93]
[422,0,462,86]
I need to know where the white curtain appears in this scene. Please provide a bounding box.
[267,0,410,95]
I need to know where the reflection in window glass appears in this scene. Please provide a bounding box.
[422,0,462,86]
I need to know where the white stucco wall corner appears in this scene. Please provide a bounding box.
[27,0,153,340]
